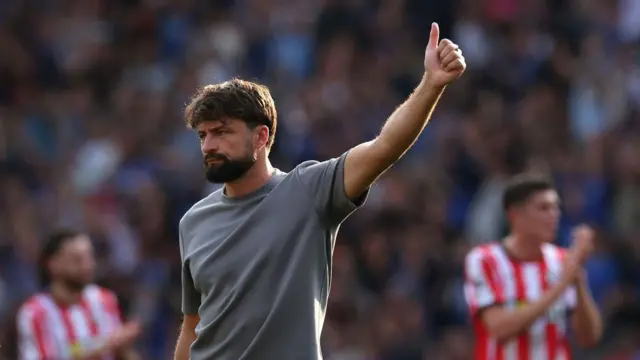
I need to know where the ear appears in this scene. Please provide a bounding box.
[253,125,270,150]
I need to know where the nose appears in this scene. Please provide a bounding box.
[201,134,218,154]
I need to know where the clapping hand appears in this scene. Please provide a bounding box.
[570,225,595,265]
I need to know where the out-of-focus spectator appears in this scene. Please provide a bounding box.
[6,229,141,359]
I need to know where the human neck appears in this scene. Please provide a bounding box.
[224,159,274,198]
[504,234,544,261]
[50,282,82,305]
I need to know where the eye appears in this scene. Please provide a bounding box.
[215,129,232,136]
[197,132,206,140]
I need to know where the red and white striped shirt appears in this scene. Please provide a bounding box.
[16,284,123,360]
[464,242,577,360]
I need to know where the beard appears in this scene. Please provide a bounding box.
[60,276,90,292]
[204,151,255,183]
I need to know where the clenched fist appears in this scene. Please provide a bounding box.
[424,23,466,87]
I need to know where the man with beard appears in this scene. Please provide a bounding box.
[175,23,466,360]
[15,229,141,359]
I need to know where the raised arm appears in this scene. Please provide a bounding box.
[342,23,466,200]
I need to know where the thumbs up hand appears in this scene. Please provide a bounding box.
[424,23,466,87]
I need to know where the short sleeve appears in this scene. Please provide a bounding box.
[464,248,504,315]
[295,152,368,224]
[179,228,201,315]
[17,303,54,360]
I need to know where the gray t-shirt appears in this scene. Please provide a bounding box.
[179,153,366,360]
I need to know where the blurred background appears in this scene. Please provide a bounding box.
[1,0,640,359]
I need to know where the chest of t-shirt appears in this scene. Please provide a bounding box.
[44,304,117,359]
[181,182,329,306]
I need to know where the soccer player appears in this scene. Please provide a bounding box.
[174,23,466,360]
[15,229,141,359]
[464,175,603,360]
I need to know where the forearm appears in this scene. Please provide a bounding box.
[572,279,603,348]
[486,275,574,342]
[174,325,197,360]
[75,347,113,359]
[342,77,446,199]
[375,77,445,160]
[117,347,142,360]
[72,339,119,360]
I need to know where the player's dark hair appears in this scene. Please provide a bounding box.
[184,78,278,148]
[502,174,555,211]
[38,229,82,287]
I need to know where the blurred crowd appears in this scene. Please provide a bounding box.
[1,0,640,359]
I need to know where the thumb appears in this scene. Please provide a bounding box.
[427,22,439,49]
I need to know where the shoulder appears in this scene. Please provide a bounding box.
[542,244,568,259]
[543,243,567,254]
[293,156,345,183]
[17,294,48,321]
[84,286,123,321]
[293,156,346,175]
[185,189,224,216]
[464,243,505,278]
[542,243,569,263]
[295,160,323,170]
[18,295,45,313]
[293,160,325,176]
[180,189,224,229]
[84,285,122,316]
[83,285,118,306]
[465,243,501,264]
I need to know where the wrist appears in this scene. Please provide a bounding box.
[576,270,588,288]
[419,73,447,93]
[560,257,581,283]
[102,335,121,352]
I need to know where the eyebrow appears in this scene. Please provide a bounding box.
[199,124,231,133]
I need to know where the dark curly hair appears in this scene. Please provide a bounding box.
[184,78,278,148]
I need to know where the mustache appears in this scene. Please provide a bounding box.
[204,154,228,163]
